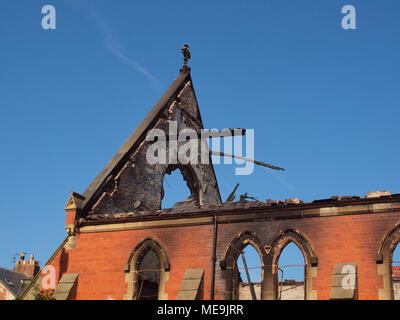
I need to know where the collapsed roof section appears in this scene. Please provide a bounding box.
[80,190,400,225]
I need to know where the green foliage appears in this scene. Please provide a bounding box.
[32,285,55,300]
[16,277,56,300]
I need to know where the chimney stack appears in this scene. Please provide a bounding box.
[13,253,40,278]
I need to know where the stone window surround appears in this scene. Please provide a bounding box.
[124,237,170,300]
[377,222,400,300]
[220,229,318,300]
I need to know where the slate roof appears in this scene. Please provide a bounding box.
[0,266,29,298]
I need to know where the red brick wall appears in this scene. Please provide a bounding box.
[0,285,8,300]
[14,263,40,278]
[46,225,214,300]
[45,210,400,300]
[393,266,400,277]
[215,211,400,300]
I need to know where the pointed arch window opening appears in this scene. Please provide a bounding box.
[277,242,306,300]
[236,244,262,300]
[392,244,400,300]
[137,249,161,300]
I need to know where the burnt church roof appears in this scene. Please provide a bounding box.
[81,68,194,211]
[79,192,400,225]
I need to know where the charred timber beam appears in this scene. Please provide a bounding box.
[240,252,257,300]
[225,183,240,203]
[210,151,285,171]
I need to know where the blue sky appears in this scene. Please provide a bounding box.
[0,1,400,282]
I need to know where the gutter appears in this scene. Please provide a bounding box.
[211,215,218,300]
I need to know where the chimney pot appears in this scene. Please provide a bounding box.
[13,252,40,277]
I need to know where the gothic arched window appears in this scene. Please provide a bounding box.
[277,242,305,300]
[137,249,161,300]
[124,238,170,300]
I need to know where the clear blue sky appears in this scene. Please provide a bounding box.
[1,1,400,282]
